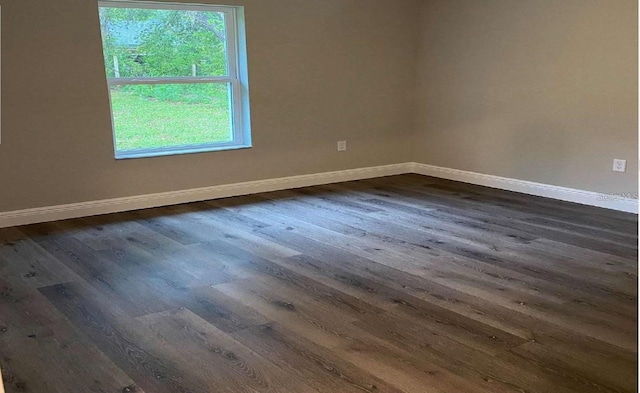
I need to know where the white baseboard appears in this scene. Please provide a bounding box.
[410,163,639,214]
[0,163,409,228]
[0,162,636,228]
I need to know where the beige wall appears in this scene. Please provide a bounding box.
[0,0,420,212]
[415,0,638,195]
[1,0,637,214]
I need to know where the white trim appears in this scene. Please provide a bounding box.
[0,164,409,228]
[1,162,636,228]
[410,163,639,214]
[115,141,251,160]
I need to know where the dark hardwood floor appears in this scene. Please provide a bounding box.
[0,174,637,393]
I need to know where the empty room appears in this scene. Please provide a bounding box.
[0,0,637,392]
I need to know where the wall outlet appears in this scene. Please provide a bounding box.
[337,141,347,151]
[613,159,627,173]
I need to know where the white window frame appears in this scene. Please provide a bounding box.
[99,1,252,159]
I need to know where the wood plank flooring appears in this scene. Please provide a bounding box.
[0,174,637,393]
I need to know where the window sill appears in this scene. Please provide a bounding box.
[114,143,252,160]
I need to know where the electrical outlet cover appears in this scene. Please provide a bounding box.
[613,159,627,172]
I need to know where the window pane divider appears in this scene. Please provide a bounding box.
[108,77,235,86]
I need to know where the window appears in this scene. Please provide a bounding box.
[98,1,251,159]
